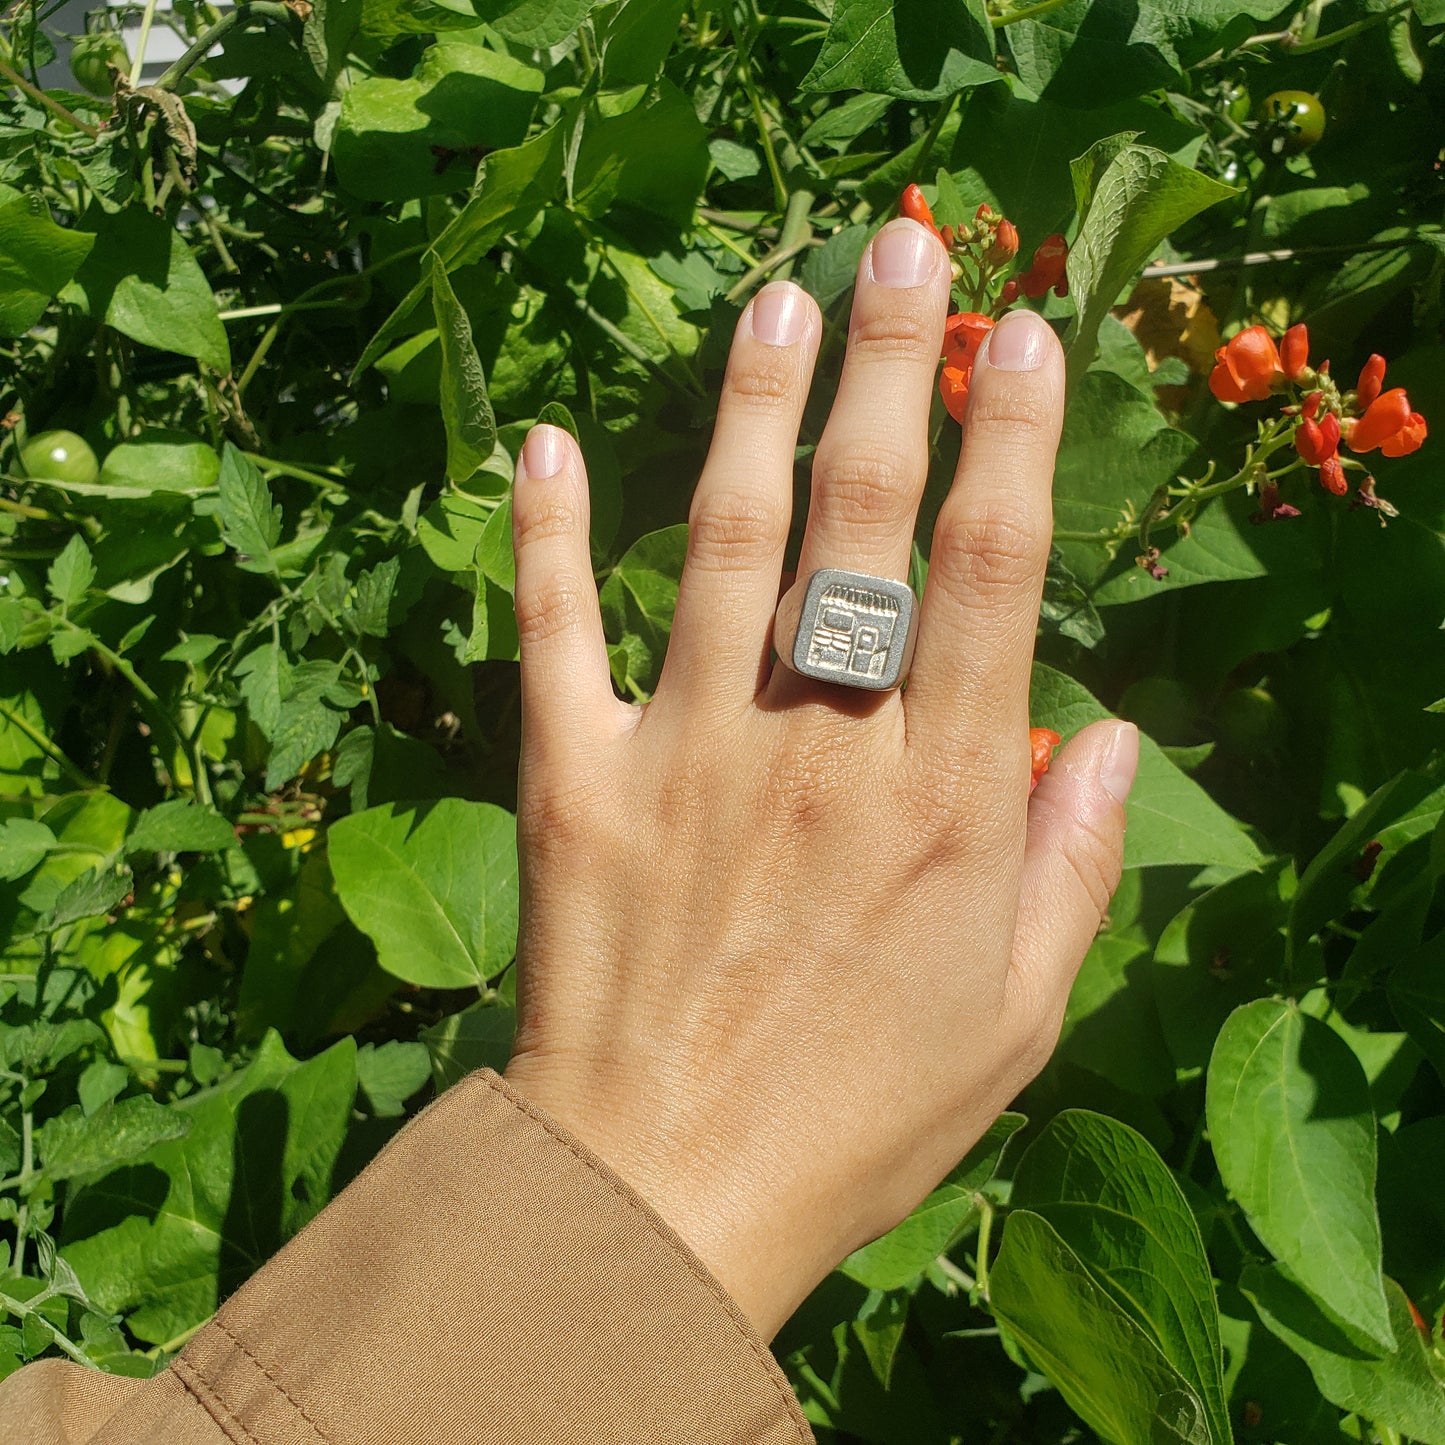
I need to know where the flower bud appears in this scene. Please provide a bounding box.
[1356,354,1386,411]
[1318,456,1348,496]
[1280,323,1309,382]
[986,218,1019,266]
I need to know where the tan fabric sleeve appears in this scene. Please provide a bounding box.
[1,1070,814,1445]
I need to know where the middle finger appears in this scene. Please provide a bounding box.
[793,216,951,584]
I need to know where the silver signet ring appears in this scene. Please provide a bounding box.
[773,569,919,691]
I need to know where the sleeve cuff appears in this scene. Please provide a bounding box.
[164,1069,814,1445]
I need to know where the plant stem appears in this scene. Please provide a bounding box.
[155,2,294,90]
[724,233,817,302]
[974,1195,995,1302]
[1287,0,1412,55]
[911,90,959,184]
[0,57,101,136]
[991,0,1073,27]
[0,698,93,788]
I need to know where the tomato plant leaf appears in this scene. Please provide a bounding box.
[1206,999,1395,1353]
[0,817,56,882]
[0,193,95,336]
[329,799,518,989]
[126,801,236,855]
[215,446,281,573]
[45,535,95,613]
[36,1096,191,1183]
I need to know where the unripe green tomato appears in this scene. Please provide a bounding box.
[19,430,100,486]
[1214,685,1287,760]
[70,34,129,96]
[1118,677,1201,746]
[1256,90,1326,155]
[1223,82,1251,125]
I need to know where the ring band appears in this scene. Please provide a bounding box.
[773,568,919,691]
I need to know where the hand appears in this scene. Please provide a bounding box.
[501,217,1138,1341]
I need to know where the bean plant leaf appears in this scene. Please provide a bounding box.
[1030,663,1264,872]
[1387,929,1445,1084]
[61,1033,356,1345]
[421,999,517,1089]
[801,0,1001,101]
[1009,1111,1230,1445]
[216,446,281,572]
[1206,999,1395,1352]
[431,256,497,484]
[840,1112,1025,1290]
[990,1210,1210,1445]
[1242,1266,1445,1445]
[1065,138,1236,385]
[0,818,56,881]
[72,207,230,373]
[355,1040,432,1117]
[329,799,519,988]
[599,524,689,695]
[0,192,95,336]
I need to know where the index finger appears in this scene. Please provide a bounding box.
[902,309,1065,781]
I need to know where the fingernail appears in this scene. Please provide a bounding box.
[521,424,565,482]
[982,308,1050,371]
[750,281,807,347]
[1101,722,1139,805]
[869,218,936,288]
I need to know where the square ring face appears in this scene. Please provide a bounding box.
[791,569,917,690]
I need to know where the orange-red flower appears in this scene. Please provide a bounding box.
[1318,457,1348,495]
[1208,326,1282,404]
[1295,411,1340,466]
[1018,234,1068,298]
[938,311,994,423]
[1356,354,1385,411]
[1347,388,1428,458]
[1280,324,1309,382]
[986,218,1019,266]
[1029,727,1061,794]
[899,184,945,247]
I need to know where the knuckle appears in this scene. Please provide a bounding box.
[520,772,607,856]
[514,578,589,648]
[811,444,917,532]
[512,496,579,551]
[687,491,788,572]
[724,353,800,412]
[964,387,1056,437]
[848,309,939,367]
[935,499,1048,596]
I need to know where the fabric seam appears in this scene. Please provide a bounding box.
[208,1319,329,1444]
[171,1355,259,1445]
[471,1070,814,1444]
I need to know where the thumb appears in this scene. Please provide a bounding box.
[1006,719,1138,1022]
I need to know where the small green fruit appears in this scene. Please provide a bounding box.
[19,430,100,486]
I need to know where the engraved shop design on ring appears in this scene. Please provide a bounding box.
[775,569,920,691]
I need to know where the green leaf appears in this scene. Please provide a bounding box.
[61,1033,356,1345]
[1030,663,1264,872]
[991,1210,1209,1445]
[265,660,362,789]
[800,223,872,310]
[72,207,230,373]
[215,445,281,572]
[45,863,133,930]
[1242,1267,1445,1445]
[329,799,519,989]
[431,256,498,484]
[0,817,56,881]
[1010,1111,1230,1445]
[801,0,1001,101]
[840,1112,1024,1290]
[475,0,594,46]
[1206,998,1394,1352]
[355,1040,432,1117]
[599,524,689,694]
[96,433,220,497]
[36,1096,190,1182]
[597,0,685,84]
[333,42,542,202]
[351,556,401,637]
[46,535,95,612]
[417,493,495,572]
[354,124,565,377]
[1388,929,1445,1085]
[853,1288,910,1390]
[421,999,517,1089]
[126,800,236,855]
[0,193,95,336]
[1065,138,1235,385]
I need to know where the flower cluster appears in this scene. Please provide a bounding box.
[898,186,1069,424]
[1209,323,1427,522]
[1029,727,1061,794]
